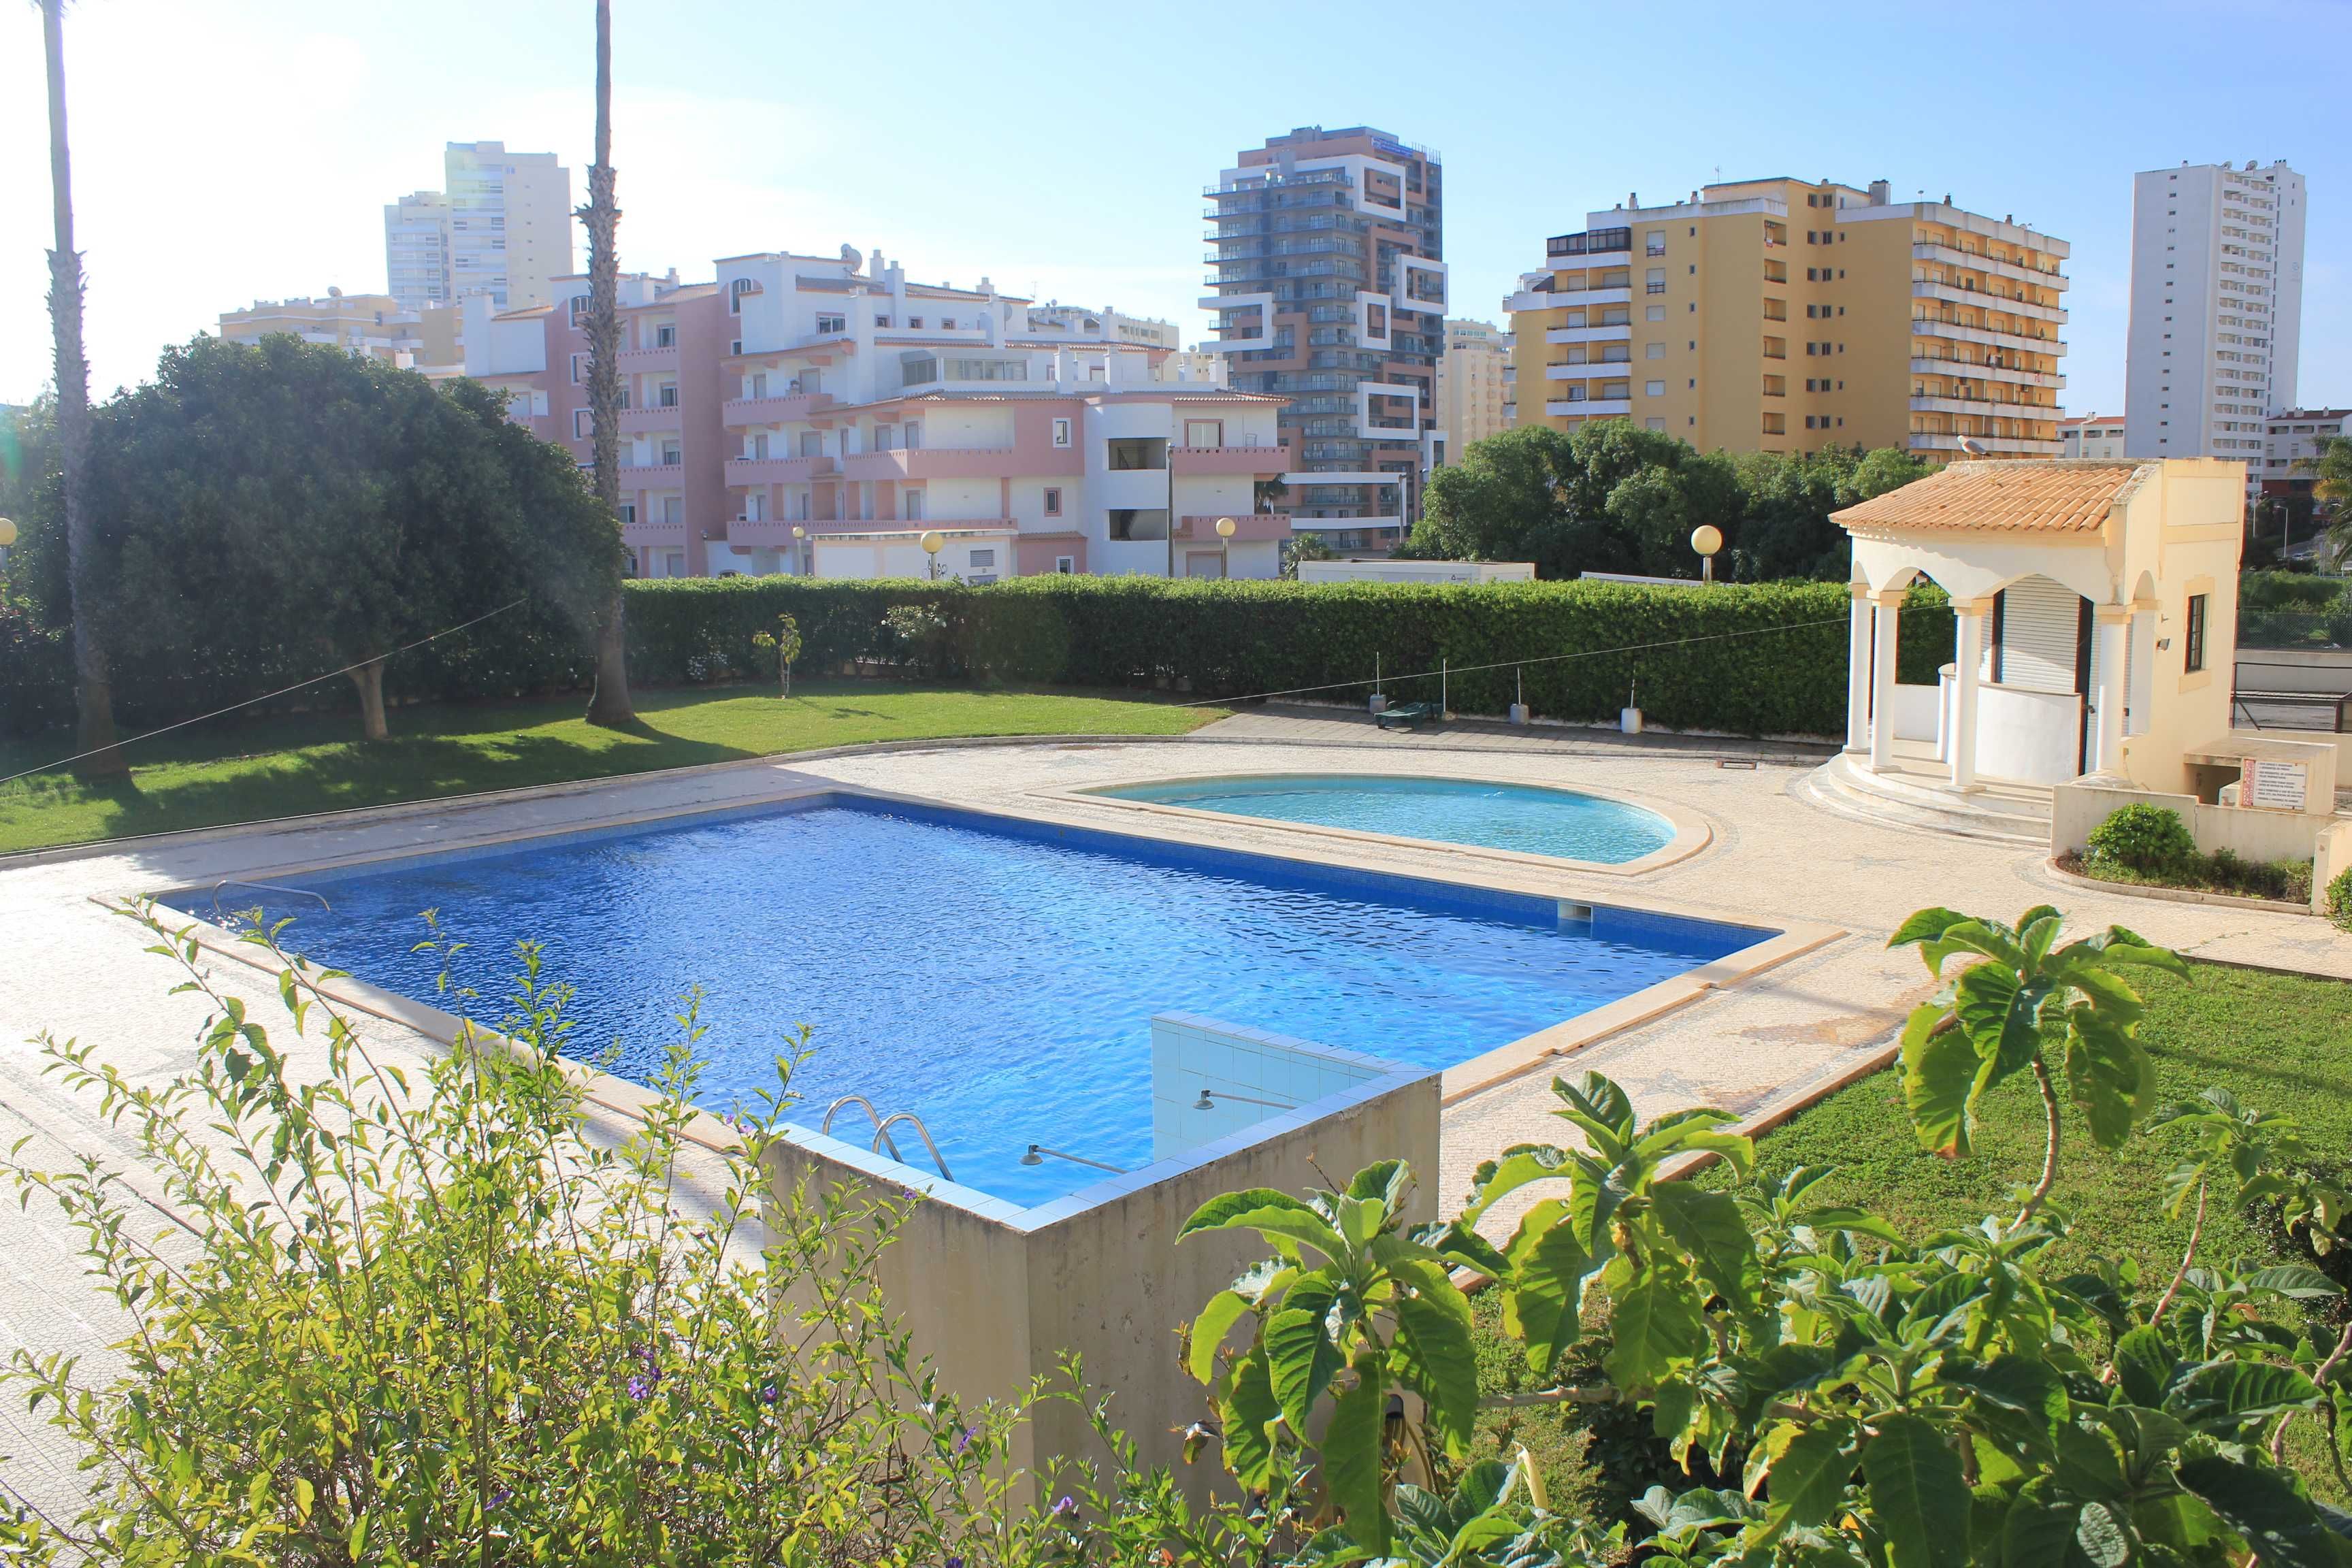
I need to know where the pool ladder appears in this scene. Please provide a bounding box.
[210,879,332,926]
[823,1096,953,1182]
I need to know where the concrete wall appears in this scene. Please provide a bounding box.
[2052,779,2330,870]
[2317,821,2352,914]
[764,1054,1439,1490]
[2234,647,2352,697]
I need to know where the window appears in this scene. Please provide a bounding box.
[730,339,742,356]
[1645,342,1665,359]
[1051,418,1073,448]
[1043,487,1062,517]
[1184,419,1222,447]
[1644,231,1666,256]
[908,316,924,329]
[875,314,892,328]
[569,295,591,324]
[617,501,636,525]
[573,408,592,438]
[902,489,924,520]
[655,324,676,348]
[1645,304,1666,322]
[570,353,585,385]
[817,312,845,334]
[656,382,679,408]
[1645,267,1667,294]
[728,277,757,313]
[1055,555,1075,574]
[659,440,681,466]
[1645,380,1666,397]
[941,316,956,330]
[2184,593,2207,672]
[1646,417,1667,431]
[968,549,995,570]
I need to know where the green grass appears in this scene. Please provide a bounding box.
[1473,962,2352,1516]
[0,682,1226,855]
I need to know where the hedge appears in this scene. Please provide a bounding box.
[623,576,1955,738]
[3,576,1955,742]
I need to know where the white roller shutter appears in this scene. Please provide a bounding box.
[1996,576,2080,694]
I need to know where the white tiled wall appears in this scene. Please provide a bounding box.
[1149,1012,1391,1163]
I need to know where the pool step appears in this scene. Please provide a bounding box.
[1799,755,2053,847]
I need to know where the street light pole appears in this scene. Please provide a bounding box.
[1215,514,1236,579]
[1165,422,1177,580]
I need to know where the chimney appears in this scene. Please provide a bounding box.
[1868,179,1890,206]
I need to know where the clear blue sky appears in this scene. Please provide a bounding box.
[3,0,2345,420]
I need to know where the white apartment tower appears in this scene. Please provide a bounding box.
[2123,159,2306,466]
[383,142,575,312]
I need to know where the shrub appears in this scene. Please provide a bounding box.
[2085,800,2197,875]
[2330,862,2352,932]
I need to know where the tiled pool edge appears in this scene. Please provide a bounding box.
[1042,769,1713,879]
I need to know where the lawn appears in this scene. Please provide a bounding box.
[1473,961,2352,1517]
[0,682,1226,855]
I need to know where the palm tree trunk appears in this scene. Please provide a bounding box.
[580,0,634,728]
[44,0,125,778]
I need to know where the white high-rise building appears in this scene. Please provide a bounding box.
[383,142,574,312]
[2123,159,2306,468]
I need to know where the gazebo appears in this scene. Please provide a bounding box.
[1822,459,2244,816]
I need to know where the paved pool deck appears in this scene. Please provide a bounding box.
[1,704,2344,1509]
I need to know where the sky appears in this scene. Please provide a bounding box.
[3,0,2347,419]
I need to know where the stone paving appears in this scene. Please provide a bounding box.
[1,704,2344,1512]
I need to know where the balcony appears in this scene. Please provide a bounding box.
[618,344,679,374]
[723,455,834,485]
[1908,394,2059,419]
[1546,227,1632,262]
[725,517,808,549]
[840,446,1026,482]
[619,405,683,434]
[1544,361,1632,380]
[1909,355,2066,390]
[1505,284,1631,314]
[1172,512,1292,542]
[1910,242,2069,293]
[617,461,684,486]
[1169,442,1292,476]
[622,514,687,546]
[1910,281,2067,325]
[1545,323,1631,345]
[1544,399,1632,418]
[1910,316,2068,355]
[721,391,834,427]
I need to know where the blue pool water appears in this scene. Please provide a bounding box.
[179,796,1760,1207]
[1095,774,1677,864]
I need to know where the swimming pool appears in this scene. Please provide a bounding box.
[1090,774,1680,865]
[177,794,1763,1206]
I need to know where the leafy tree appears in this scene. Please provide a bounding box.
[581,0,636,728]
[2308,436,2352,562]
[39,0,123,776]
[1417,425,1582,567]
[750,610,802,696]
[21,336,621,742]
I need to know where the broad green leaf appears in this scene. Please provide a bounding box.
[2062,1009,2155,1149]
[1954,962,2040,1085]
[2110,1325,2175,1410]
[1185,1289,1252,1386]
[1217,1348,1281,1488]
[1901,1002,1980,1158]
[1925,918,2027,978]
[1390,1258,1480,1458]
[2050,1421,2127,1501]
[1888,906,1972,950]
[1181,1188,1318,1239]
[1605,1273,1705,1390]
[1648,1182,1762,1312]
[2242,1264,2345,1301]
[2073,1499,2132,1568]
[2017,907,2065,967]
[2073,926,2191,975]
[2176,1451,2347,1568]
[1553,1072,1637,1154]
[1501,1221,1589,1378]
[1324,1365,1389,1554]
[1424,1219,1512,1281]
[2170,1360,2323,1432]
[1345,1158,1410,1213]
[1863,1412,1971,1568]
[1945,1355,2068,1435]
[1264,1273,1343,1433]
[1793,1205,1906,1245]
[1752,1418,1855,1534]
[1999,1490,2078,1568]
[1461,1147,1573,1222]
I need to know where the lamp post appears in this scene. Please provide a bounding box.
[920,529,946,581]
[0,517,14,605]
[1215,514,1236,579]
[1690,523,1723,585]
[791,524,807,576]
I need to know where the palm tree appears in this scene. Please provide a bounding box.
[580,0,634,726]
[42,0,125,775]
[2306,435,2352,568]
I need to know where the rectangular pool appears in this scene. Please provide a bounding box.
[175,794,1768,1206]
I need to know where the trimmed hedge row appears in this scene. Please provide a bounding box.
[5,576,1955,742]
[623,576,1956,738]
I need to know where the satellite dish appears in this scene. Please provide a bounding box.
[840,244,863,272]
[1958,436,1989,457]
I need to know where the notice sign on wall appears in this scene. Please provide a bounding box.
[2240,756,2310,812]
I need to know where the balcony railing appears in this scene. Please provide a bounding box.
[1171,512,1291,542]
[721,391,833,426]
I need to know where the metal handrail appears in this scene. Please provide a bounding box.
[821,1095,902,1162]
[210,879,331,925]
[872,1112,952,1181]
[1023,1144,1128,1175]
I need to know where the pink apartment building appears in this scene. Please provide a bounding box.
[464,249,1294,581]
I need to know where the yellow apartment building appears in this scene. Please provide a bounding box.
[1505,178,2068,461]
[1436,317,1515,455]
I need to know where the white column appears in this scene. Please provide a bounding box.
[1868,588,1902,773]
[1949,599,1987,792]
[2091,605,2129,776]
[1844,584,1873,754]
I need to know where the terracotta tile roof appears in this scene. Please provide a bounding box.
[1833,460,2154,535]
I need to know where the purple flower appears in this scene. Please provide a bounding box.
[626,1373,656,1401]
[953,1425,974,1454]
[1051,1494,1077,1518]
[759,1380,780,1405]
